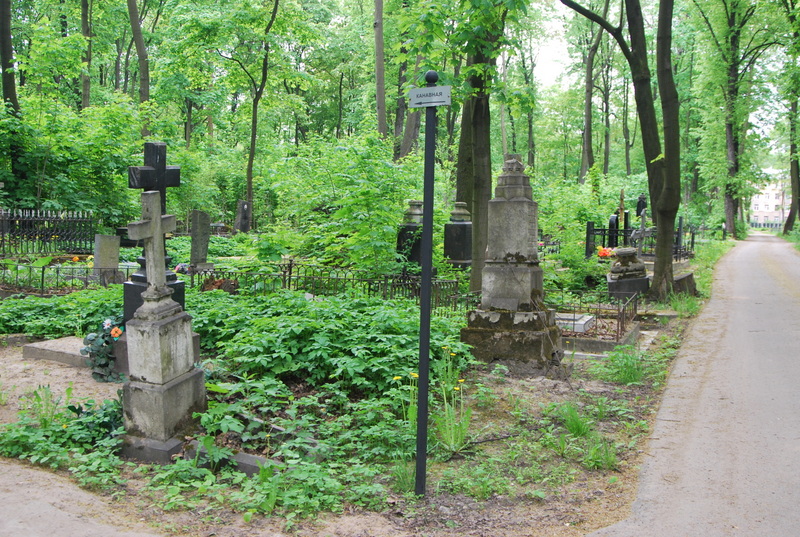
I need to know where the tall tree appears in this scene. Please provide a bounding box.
[127,0,150,135]
[0,0,27,199]
[691,0,779,238]
[578,0,609,181]
[562,0,682,299]
[374,0,387,137]
[779,0,800,234]
[452,0,525,292]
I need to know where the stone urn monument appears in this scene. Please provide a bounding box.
[460,155,565,378]
[607,246,650,299]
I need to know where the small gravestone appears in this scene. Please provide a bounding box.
[121,190,206,463]
[190,210,213,273]
[123,142,185,322]
[234,200,251,233]
[444,202,472,269]
[93,234,124,286]
[397,200,423,264]
[607,246,650,299]
[461,155,564,378]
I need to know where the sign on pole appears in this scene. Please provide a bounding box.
[408,86,452,109]
[410,71,449,497]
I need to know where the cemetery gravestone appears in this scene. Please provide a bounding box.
[93,234,124,286]
[461,155,564,378]
[234,200,251,233]
[444,202,472,269]
[121,191,206,462]
[124,142,185,323]
[397,200,423,265]
[190,210,213,273]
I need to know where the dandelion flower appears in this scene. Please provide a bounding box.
[450,352,456,356]
[453,386,460,391]
[458,379,465,383]
[393,376,402,381]
[411,372,419,378]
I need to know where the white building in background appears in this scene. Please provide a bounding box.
[750,180,788,228]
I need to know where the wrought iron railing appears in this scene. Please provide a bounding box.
[545,289,639,343]
[0,263,138,296]
[0,210,95,258]
[188,261,464,311]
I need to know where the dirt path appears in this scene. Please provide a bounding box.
[590,232,800,536]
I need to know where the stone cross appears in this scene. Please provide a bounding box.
[127,191,176,296]
[128,142,180,215]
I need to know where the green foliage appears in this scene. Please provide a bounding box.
[0,286,123,339]
[80,317,125,382]
[0,386,125,489]
[190,290,470,398]
[590,345,647,385]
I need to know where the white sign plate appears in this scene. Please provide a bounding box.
[408,86,452,108]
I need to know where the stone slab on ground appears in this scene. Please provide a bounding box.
[22,336,85,368]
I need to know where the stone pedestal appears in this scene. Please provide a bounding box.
[397,200,423,265]
[461,310,566,378]
[607,247,650,300]
[444,202,471,268]
[123,300,206,443]
[461,155,563,378]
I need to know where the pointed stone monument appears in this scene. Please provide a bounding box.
[460,155,565,378]
[121,190,206,463]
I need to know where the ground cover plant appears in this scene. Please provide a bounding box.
[0,272,688,534]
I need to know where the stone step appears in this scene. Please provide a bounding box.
[22,337,86,368]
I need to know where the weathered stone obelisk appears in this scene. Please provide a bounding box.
[121,191,206,462]
[460,155,565,378]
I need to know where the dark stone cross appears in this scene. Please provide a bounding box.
[128,142,180,215]
[123,142,185,323]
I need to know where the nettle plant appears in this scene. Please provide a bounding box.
[80,317,125,382]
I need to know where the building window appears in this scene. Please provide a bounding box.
[754,204,759,210]
[775,216,780,222]
[775,193,781,199]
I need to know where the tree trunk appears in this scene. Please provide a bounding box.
[783,97,799,234]
[127,0,150,136]
[470,91,492,293]
[651,0,680,299]
[0,0,27,199]
[80,0,91,110]
[374,0,387,137]
[579,13,606,181]
[562,0,681,300]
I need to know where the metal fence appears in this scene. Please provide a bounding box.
[585,219,695,262]
[0,210,95,258]
[188,261,465,311]
[545,289,639,343]
[0,263,139,296]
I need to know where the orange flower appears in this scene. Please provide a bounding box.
[110,327,123,338]
[72,256,80,262]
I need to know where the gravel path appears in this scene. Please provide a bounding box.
[590,232,800,536]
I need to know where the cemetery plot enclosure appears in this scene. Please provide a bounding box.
[189,261,463,309]
[0,210,95,258]
[546,290,639,345]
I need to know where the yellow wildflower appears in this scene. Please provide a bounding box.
[458,379,465,383]
[393,376,402,380]
[411,372,419,378]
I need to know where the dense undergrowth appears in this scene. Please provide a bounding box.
[0,238,734,529]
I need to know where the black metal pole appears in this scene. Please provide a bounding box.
[415,70,438,496]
